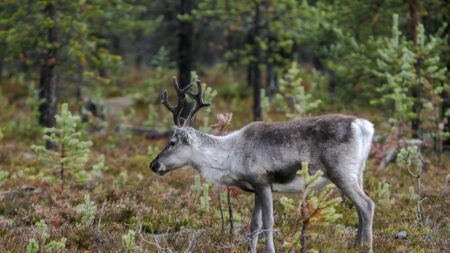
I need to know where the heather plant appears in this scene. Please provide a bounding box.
[31,103,92,189]
[76,194,97,225]
[280,162,342,252]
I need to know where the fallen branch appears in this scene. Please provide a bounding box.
[116,125,173,139]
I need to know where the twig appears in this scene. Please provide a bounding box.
[227,187,234,236]
[97,200,106,233]
[218,187,225,232]
[136,224,174,253]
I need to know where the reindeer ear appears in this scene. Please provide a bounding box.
[174,127,191,144]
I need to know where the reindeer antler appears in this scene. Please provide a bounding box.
[161,77,210,127]
[183,80,210,126]
[161,76,193,126]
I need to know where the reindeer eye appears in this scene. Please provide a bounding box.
[169,140,177,146]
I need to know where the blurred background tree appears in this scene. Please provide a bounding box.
[0,0,448,145]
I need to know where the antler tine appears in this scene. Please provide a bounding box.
[161,90,179,126]
[161,76,194,126]
[183,80,211,126]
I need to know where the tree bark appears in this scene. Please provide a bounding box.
[177,0,195,124]
[39,2,58,136]
[408,0,421,138]
[178,0,193,86]
[251,3,262,121]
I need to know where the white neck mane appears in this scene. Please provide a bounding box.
[188,129,241,184]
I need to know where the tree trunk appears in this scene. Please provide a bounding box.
[409,0,421,138]
[76,64,84,103]
[178,0,193,86]
[251,3,262,121]
[177,0,195,124]
[39,2,58,136]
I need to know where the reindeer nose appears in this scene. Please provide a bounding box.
[150,161,160,172]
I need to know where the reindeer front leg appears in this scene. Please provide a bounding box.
[257,185,275,253]
[249,193,262,253]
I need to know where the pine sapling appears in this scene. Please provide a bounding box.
[121,229,136,253]
[191,175,202,200]
[280,162,342,253]
[45,238,67,253]
[31,103,92,189]
[0,170,9,187]
[396,146,426,226]
[275,63,321,120]
[91,154,106,180]
[200,183,211,210]
[26,238,39,253]
[76,194,97,225]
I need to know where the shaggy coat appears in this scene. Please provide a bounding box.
[150,114,375,253]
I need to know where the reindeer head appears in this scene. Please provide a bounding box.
[149,77,209,176]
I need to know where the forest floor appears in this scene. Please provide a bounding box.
[0,76,449,252]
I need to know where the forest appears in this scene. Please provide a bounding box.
[0,0,449,252]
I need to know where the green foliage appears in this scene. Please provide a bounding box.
[371,14,448,137]
[45,238,67,253]
[374,181,393,205]
[190,175,211,210]
[371,14,420,123]
[275,63,321,119]
[260,89,271,120]
[36,219,49,241]
[0,128,3,142]
[190,175,202,200]
[121,229,136,253]
[114,171,129,188]
[31,103,92,188]
[91,154,106,180]
[25,238,39,253]
[27,220,66,253]
[151,46,175,74]
[396,146,422,173]
[0,0,161,87]
[76,194,97,225]
[280,162,342,251]
[0,170,9,187]
[74,170,91,185]
[26,82,42,122]
[200,183,211,210]
[198,82,218,131]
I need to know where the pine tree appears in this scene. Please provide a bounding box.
[32,103,92,189]
[274,63,321,120]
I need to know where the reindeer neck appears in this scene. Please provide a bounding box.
[186,128,239,183]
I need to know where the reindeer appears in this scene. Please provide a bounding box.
[149,77,375,253]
